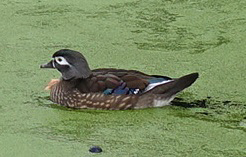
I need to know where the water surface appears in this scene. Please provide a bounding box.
[0,0,245,156]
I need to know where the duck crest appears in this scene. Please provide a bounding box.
[41,49,199,110]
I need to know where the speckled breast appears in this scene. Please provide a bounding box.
[50,82,139,110]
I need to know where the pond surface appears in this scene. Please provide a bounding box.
[0,0,245,156]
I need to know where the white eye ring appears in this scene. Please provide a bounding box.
[54,56,70,66]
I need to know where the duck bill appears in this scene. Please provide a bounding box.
[40,60,55,69]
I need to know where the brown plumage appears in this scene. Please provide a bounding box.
[41,49,199,110]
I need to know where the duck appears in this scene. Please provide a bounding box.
[40,49,199,110]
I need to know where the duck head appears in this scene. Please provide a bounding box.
[40,49,92,80]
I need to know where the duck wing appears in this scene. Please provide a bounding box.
[77,69,151,94]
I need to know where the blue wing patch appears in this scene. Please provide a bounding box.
[103,77,171,95]
[147,77,168,83]
[103,82,140,95]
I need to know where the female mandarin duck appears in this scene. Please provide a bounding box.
[40,49,198,110]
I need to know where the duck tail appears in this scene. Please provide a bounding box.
[134,73,199,109]
[146,73,198,95]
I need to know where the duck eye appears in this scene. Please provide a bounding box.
[54,57,70,66]
[57,58,62,62]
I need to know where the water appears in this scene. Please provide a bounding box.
[0,0,245,156]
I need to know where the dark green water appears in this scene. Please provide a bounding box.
[0,0,245,156]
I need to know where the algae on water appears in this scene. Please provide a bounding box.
[0,0,245,156]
